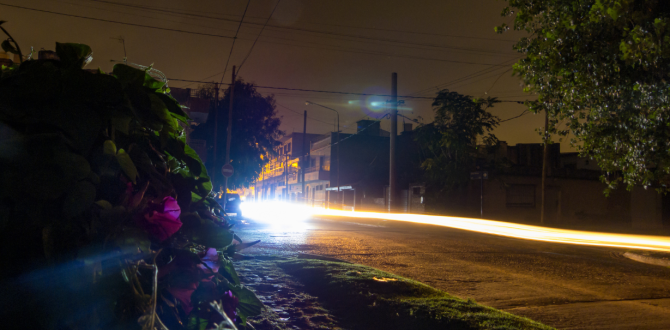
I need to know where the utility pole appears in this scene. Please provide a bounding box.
[212,83,220,188]
[302,111,307,203]
[388,72,398,212]
[540,110,549,225]
[223,66,236,207]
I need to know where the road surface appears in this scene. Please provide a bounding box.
[237,216,670,329]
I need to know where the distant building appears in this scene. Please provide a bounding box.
[445,141,669,229]
[254,132,322,201]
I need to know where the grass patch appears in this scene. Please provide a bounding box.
[278,259,554,330]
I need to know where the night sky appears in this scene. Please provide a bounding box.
[2,0,559,149]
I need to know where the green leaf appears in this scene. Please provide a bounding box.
[226,284,263,320]
[218,256,240,286]
[55,43,92,68]
[156,93,190,123]
[116,149,138,184]
[95,200,113,210]
[111,115,132,135]
[55,152,91,181]
[1,40,17,54]
[181,215,233,248]
[62,181,96,218]
[187,316,209,330]
[112,64,145,86]
[143,74,165,91]
[149,93,172,123]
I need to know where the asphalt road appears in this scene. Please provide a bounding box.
[237,216,670,329]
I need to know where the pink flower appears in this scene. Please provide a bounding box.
[138,196,182,241]
[198,248,220,277]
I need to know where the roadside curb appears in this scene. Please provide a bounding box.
[623,252,670,267]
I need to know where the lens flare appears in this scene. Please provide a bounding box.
[239,201,312,227]
[245,202,670,252]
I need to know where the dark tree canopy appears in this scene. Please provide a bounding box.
[191,80,282,190]
[416,90,499,205]
[498,0,670,191]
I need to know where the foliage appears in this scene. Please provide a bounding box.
[415,90,500,208]
[497,0,670,192]
[190,82,282,191]
[0,41,261,329]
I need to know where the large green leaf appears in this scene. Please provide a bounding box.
[156,93,190,123]
[1,39,17,54]
[103,140,116,156]
[183,155,204,177]
[112,64,145,86]
[143,74,165,91]
[217,256,240,286]
[55,152,91,181]
[55,43,92,68]
[225,284,263,321]
[62,181,96,218]
[180,214,233,248]
[116,149,138,184]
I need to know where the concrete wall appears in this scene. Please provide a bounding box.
[475,176,636,226]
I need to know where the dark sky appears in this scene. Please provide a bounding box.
[3,0,559,148]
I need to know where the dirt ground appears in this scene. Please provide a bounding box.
[237,256,343,330]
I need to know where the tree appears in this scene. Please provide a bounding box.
[191,80,283,190]
[415,90,500,211]
[497,0,670,192]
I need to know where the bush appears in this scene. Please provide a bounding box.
[0,42,260,330]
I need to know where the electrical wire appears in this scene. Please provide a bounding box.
[275,103,334,126]
[0,2,235,39]
[407,57,521,96]
[82,0,517,56]
[220,0,251,84]
[88,0,518,43]
[499,110,529,123]
[238,0,281,74]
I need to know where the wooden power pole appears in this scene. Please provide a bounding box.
[388,73,398,212]
[223,66,236,207]
[302,111,307,203]
[540,110,549,225]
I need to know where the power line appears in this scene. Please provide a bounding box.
[82,0,516,56]
[0,3,235,39]
[87,0,518,43]
[220,0,251,84]
[500,110,529,123]
[170,78,439,99]
[407,57,521,96]
[275,103,334,126]
[238,0,281,74]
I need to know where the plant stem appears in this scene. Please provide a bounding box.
[0,26,23,63]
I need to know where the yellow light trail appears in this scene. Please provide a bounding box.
[309,209,670,252]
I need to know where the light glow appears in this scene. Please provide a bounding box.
[245,202,670,252]
[239,201,312,228]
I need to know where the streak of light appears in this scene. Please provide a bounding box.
[245,202,670,252]
[311,209,670,252]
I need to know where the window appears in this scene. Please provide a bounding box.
[287,143,291,152]
[506,184,536,207]
[310,158,316,167]
[412,187,421,195]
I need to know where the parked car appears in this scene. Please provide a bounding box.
[221,193,243,218]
